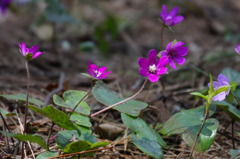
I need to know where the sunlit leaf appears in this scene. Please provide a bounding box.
[92,81,148,117]
[131,134,163,159]
[29,105,77,131]
[1,131,47,150]
[36,151,58,159]
[0,94,44,106]
[121,113,166,147]
[182,118,219,152]
[213,101,240,122]
[161,105,216,136]
[53,90,90,115]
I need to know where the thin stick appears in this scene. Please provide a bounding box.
[90,78,148,118]
[47,122,55,149]
[48,146,113,159]
[189,111,208,159]
[0,112,15,148]
[92,111,110,134]
[231,120,236,149]
[68,81,93,119]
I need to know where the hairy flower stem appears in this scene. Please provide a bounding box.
[21,61,30,159]
[68,81,94,119]
[90,78,148,118]
[189,102,210,159]
[160,25,165,50]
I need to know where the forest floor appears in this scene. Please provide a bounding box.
[0,0,240,158]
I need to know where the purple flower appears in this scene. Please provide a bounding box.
[18,42,45,60]
[88,61,112,80]
[234,44,240,54]
[160,5,184,26]
[160,41,188,69]
[0,0,11,14]
[208,74,230,101]
[138,49,168,83]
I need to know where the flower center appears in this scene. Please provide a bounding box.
[94,70,102,78]
[149,64,157,73]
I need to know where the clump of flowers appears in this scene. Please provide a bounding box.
[159,40,188,69]
[18,42,45,60]
[0,0,11,14]
[234,44,240,54]
[88,61,112,80]
[208,74,230,101]
[138,49,168,83]
[160,4,184,26]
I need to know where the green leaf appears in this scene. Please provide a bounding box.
[1,131,47,150]
[229,147,240,159]
[121,113,166,147]
[36,151,58,159]
[29,105,77,130]
[213,101,240,122]
[182,118,219,152]
[0,108,9,118]
[63,140,109,155]
[92,81,148,117]
[221,67,240,84]
[161,105,216,136]
[0,94,44,106]
[56,130,75,150]
[53,90,90,115]
[70,113,92,128]
[208,74,214,95]
[131,134,163,159]
[213,86,231,97]
[190,92,208,100]
[81,73,92,79]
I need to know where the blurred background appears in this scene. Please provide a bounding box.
[1,0,240,118]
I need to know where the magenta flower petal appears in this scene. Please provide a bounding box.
[168,7,178,17]
[32,52,44,59]
[169,60,176,69]
[160,5,184,26]
[156,67,168,76]
[175,47,188,56]
[173,16,184,25]
[148,74,160,83]
[166,42,172,52]
[99,66,107,73]
[98,71,112,79]
[138,57,148,69]
[18,42,45,60]
[175,56,185,65]
[161,40,188,69]
[160,51,169,56]
[157,56,169,68]
[87,62,111,80]
[138,49,168,82]
[29,45,38,54]
[160,5,168,19]
[139,68,150,76]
